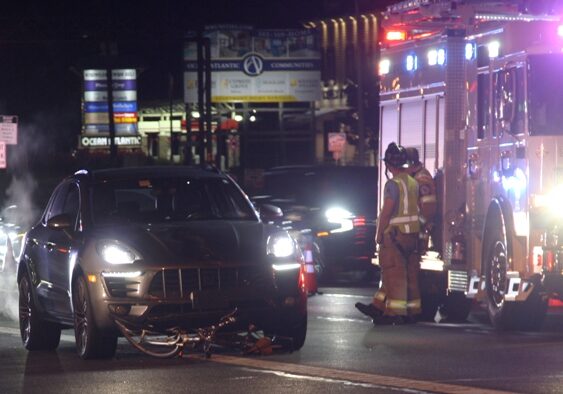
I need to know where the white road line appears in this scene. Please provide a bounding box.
[318,293,373,299]
[0,324,512,394]
[196,354,515,394]
[316,316,367,323]
[242,368,430,393]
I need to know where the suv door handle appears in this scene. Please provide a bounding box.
[45,242,55,251]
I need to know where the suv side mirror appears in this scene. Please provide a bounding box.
[47,213,72,230]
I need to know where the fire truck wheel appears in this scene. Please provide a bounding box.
[484,233,515,329]
[484,234,547,331]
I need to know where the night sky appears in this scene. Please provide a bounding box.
[1,0,561,157]
[0,0,395,158]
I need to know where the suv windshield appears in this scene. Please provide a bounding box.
[91,177,256,224]
[529,54,563,135]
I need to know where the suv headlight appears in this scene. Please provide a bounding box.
[267,232,296,258]
[97,240,140,265]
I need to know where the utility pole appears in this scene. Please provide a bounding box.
[204,39,212,164]
[107,66,117,165]
[169,73,175,162]
[197,33,205,164]
[355,0,366,165]
[195,32,212,165]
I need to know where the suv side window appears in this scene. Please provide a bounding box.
[43,183,69,225]
[62,184,80,231]
[42,182,81,230]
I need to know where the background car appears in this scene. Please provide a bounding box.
[250,165,378,283]
[16,166,307,359]
[0,205,23,274]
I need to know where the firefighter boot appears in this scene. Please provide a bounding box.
[355,302,383,319]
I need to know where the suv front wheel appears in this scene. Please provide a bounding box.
[73,275,117,359]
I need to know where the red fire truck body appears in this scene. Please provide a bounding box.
[378,0,563,328]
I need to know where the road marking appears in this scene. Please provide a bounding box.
[316,316,367,323]
[0,324,513,394]
[194,354,515,394]
[241,368,427,392]
[319,292,372,299]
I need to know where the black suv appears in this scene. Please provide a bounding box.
[251,165,378,282]
[17,166,307,359]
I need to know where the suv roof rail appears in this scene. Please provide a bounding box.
[74,169,90,176]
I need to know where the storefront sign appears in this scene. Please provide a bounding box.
[82,69,139,138]
[79,135,142,148]
[84,124,138,133]
[0,115,18,145]
[184,27,321,103]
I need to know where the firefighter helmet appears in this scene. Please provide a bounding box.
[383,142,408,168]
[405,147,421,166]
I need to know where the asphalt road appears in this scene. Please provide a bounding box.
[1,284,563,393]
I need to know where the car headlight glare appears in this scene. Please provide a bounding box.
[325,207,354,222]
[325,206,354,233]
[97,241,139,265]
[267,232,295,258]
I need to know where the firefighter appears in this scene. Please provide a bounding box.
[405,147,437,252]
[355,142,421,324]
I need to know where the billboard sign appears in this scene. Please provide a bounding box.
[183,26,321,103]
[0,115,18,145]
[82,69,138,135]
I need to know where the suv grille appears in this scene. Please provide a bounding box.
[149,266,272,299]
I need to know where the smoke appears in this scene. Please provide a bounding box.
[0,253,18,321]
[0,121,46,322]
[0,174,39,322]
[0,67,80,321]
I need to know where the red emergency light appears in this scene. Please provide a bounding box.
[385,30,407,41]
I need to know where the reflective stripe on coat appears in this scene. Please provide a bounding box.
[387,172,420,234]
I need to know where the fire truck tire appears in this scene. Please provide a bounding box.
[484,228,516,329]
[484,230,547,331]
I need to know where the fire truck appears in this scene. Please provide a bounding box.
[378,0,563,329]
